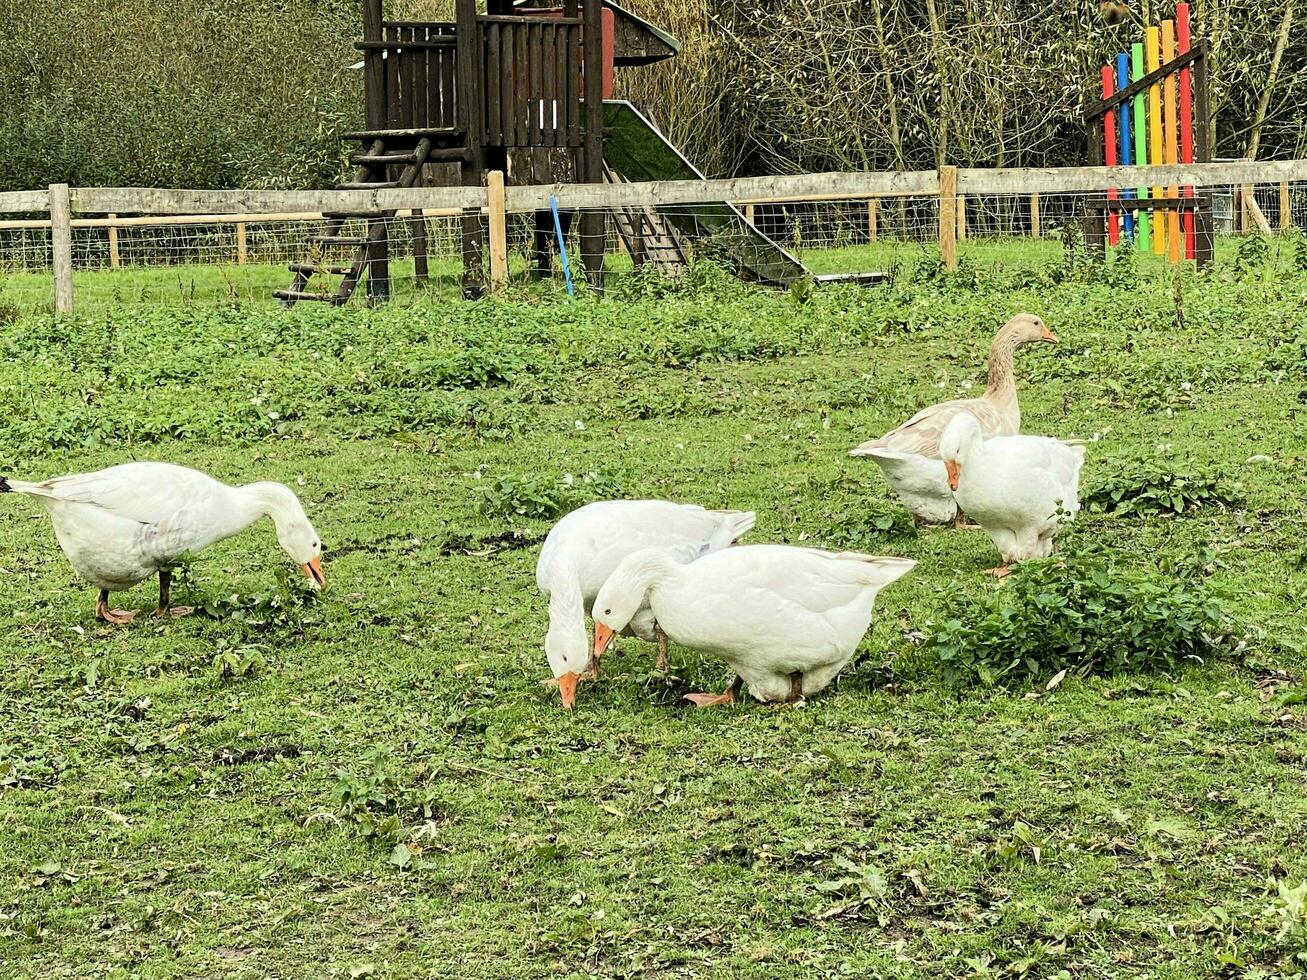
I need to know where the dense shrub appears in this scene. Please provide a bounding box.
[923,553,1235,687]
[1083,453,1243,517]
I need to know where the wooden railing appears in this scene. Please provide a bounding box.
[4,159,1305,313]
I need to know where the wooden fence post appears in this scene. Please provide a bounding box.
[866,198,878,242]
[107,213,120,269]
[956,194,967,242]
[1030,193,1041,239]
[938,166,958,270]
[744,203,755,225]
[236,222,248,265]
[487,170,508,291]
[49,183,74,315]
[1280,181,1291,232]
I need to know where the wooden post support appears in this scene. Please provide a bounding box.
[1030,193,1041,239]
[866,198,878,243]
[1281,181,1291,232]
[412,210,429,282]
[107,213,120,269]
[744,203,755,225]
[236,222,248,265]
[938,166,958,270]
[487,170,509,290]
[579,0,606,291]
[956,194,967,241]
[49,183,74,315]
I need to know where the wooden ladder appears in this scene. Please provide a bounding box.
[604,164,689,277]
[275,135,436,307]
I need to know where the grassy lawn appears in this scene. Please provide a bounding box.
[1,245,1306,978]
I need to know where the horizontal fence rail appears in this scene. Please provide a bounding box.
[2,159,1305,313]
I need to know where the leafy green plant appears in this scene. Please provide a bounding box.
[1235,232,1270,275]
[1084,453,1242,516]
[923,553,1235,687]
[475,469,621,521]
[213,644,268,681]
[1267,879,1307,964]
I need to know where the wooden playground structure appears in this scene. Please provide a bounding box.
[1083,2,1214,266]
[275,0,811,306]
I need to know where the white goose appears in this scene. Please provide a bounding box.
[592,545,915,706]
[536,500,755,708]
[849,313,1058,526]
[1,462,325,623]
[938,413,1086,576]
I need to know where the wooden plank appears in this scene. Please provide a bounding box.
[440,32,456,129]
[956,194,967,241]
[1029,193,1040,238]
[62,161,1307,219]
[487,170,509,290]
[236,222,248,265]
[515,21,529,145]
[403,26,422,131]
[541,25,558,147]
[502,22,515,143]
[49,183,74,315]
[1083,43,1204,120]
[362,0,386,131]
[566,23,580,147]
[70,187,487,214]
[1280,181,1291,231]
[528,22,542,146]
[386,25,401,128]
[107,213,120,268]
[957,159,1307,195]
[0,188,50,212]
[866,199,877,242]
[485,23,502,145]
[938,166,957,270]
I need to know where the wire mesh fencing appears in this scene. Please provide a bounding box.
[1,179,1305,314]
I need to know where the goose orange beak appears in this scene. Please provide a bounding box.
[1041,326,1059,344]
[301,556,325,588]
[556,671,580,710]
[593,622,616,660]
[945,460,961,491]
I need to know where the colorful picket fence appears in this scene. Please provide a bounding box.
[1087,2,1213,265]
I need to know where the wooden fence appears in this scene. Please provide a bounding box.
[3,159,1305,314]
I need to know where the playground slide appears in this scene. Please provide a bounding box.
[602,100,809,287]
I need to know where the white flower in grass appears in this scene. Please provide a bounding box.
[574,420,585,430]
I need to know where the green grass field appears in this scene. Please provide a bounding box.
[2,243,1306,978]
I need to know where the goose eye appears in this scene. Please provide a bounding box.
[604,608,611,616]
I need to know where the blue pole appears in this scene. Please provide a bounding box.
[549,195,575,298]
[1117,52,1135,241]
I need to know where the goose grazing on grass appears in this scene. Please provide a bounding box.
[938,413,1086,577]
[591,545,915,706]
[1,463,324,623]
[849,313,1058,526]
[536,500,755,709]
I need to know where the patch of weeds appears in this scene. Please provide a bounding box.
[475,468,621,520]
[812,855,892,923]
[1267,879,1307,967]
[923,552,1236,687]
[195,568,321,630]
[1084,452,1242,516]
[213,643,268,681]
[1235,233,1270,277]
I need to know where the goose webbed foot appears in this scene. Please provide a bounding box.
[984,564,1012,578]
[96,590,138,625]
[153,570,194,618]
[685,675,743,708]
